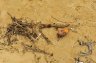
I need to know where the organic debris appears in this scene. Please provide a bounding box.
[0,13,72,58]
[4,13,70,45]
[1,13,72,63]
[5,17,37,45]
[22,43,53,56]
[77,40,96,56]
[74,57,96,63]
[85,57,96,63]
[74,57,84,63]
[39,29,52,44]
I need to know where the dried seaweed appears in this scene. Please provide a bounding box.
[5,14,40,45]
[0,13,72,63]
[5,13,70,45]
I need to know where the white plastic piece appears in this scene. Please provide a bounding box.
[76,61,84,63]
[78,61,83,63]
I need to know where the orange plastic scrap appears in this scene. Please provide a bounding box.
[57,28,69,38]
[63,28,69,33]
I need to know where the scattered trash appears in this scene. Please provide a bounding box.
[77,40,96,56]
[1,13,95,63]
[74,57,96,63]
[74,57,84,63]
[57,28,69,39]
[4,13,71,45]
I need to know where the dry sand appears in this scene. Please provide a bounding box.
[0,0,96,63]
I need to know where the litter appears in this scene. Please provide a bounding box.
[74,57,84,63]
[77,40,96,56]
[5,13,70,45]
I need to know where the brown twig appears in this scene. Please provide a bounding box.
[39,29,52,44]
[22,43,53,56]
[40,23,70,29]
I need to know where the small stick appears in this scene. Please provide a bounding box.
[23,44,53,56]
[40,23,70,29]
[39,29,52,44]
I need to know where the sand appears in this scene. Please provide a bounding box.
[0,0,96,63]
